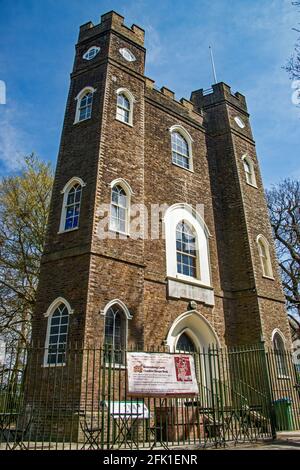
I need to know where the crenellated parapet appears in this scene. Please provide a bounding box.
[145,77,203,125]
[191,82,248,114]
[78,10,145,46]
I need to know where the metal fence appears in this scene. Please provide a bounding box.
[0,344,299,450]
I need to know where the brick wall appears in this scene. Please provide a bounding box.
[32,11,291,368]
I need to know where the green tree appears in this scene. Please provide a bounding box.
[0,154,53,349]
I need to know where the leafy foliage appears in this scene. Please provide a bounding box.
[0,154,53,348]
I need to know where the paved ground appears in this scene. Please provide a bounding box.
[222,432,300,450]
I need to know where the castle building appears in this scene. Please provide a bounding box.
[33,10,291,367]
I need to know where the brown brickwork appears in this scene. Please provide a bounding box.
[31,10,291,406]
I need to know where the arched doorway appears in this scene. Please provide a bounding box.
[166,311,220,403]
[166,310,220,352]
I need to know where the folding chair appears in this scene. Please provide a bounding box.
[7,409,33,450]
[203,413,225,447]
[149,408,170,450]
[77,410,102,450]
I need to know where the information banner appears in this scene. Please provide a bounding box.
[127,352,199,397]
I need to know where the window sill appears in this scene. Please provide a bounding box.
[115,118,133,128]
[169,275,213,290]
[245,181,258,189]
[172,162,194,173]
[58,227,79,234]
[108,228,130,238]
[262,275,275,281]
[73,117,92,125]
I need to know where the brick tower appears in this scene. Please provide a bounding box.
[32,11,291,366]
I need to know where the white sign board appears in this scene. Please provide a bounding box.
[127,352,199,397]
[105,401,150,418]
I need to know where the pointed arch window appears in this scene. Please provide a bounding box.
[104,305,127,365]
[116,88,134,126]
[273,332,288,377]
[110,180,132,234]
[257,235,273,278]
[176,221,198,278]
[242,155,257,187]
[59,177,86,233]
[65,184,82,230]
[176,332,197,352]
[74,87,96,124]
[44,299,72,366]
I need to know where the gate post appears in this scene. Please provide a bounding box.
[260,340,277,439]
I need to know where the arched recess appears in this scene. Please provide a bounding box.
[167,310,220,395]
[166,310,220,352]
[100,299,133,320]
[61,177,86,195]
[43,297,74,318]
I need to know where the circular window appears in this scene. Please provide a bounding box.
[119,48,136,62]
[234,116,246,128]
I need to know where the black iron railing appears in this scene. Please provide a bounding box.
[0,344,299,450]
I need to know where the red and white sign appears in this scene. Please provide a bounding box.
[127,352,199,397]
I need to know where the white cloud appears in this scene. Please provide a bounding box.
[145,24,163,65]
[0,104,30,172]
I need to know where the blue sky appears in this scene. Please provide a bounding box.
[0,0,298,187]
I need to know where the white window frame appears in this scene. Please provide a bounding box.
[164,203,211,287]
[242,154,257,187]
[83,46,100,61]
[101,299,132,368]
[169,125,194,172]
[59,177,86,234]
[119,48,136,62]
[109,178,133,236]
[176,220,199,279]
[116,88,135,126]
[256,234,274,279]
[43,297,74,367]
[74,86,96,124]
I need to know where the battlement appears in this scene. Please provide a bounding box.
[79,11,145,47]
[191,82,248,113]
[145,77,203,125]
